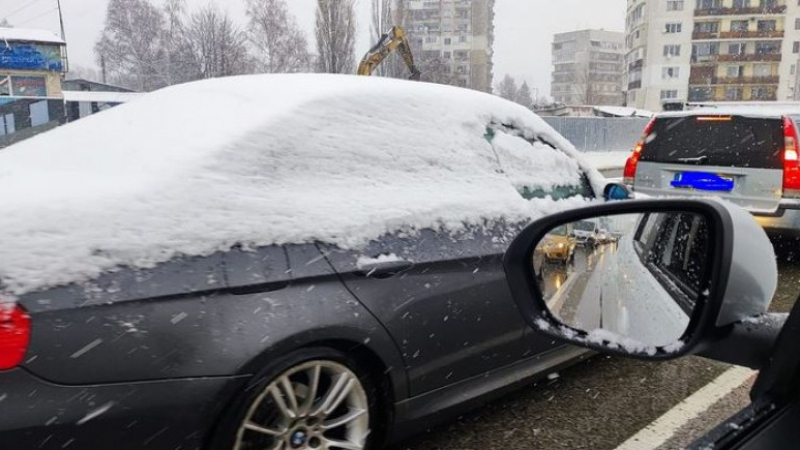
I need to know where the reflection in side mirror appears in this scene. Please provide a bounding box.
[532,212,710,349]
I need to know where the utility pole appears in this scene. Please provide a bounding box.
[57,0,69,73]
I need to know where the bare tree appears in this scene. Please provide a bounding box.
[572,63,598,105]
[495,74,518,101]
[369,0,393,76]
[247,0,311,73]
[95,0,169,91]
[515,81,535,110]
[316,0,357,74]
[161,0,197,85]
[184,5,253,79]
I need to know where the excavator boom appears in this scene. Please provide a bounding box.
[357,26,422,81]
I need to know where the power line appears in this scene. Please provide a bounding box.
[16,7,59,27]
[2,0,50,22]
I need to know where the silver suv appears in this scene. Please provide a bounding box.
[624,109,800,236]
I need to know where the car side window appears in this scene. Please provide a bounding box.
[486,124,595,201]
[519,175,594,201]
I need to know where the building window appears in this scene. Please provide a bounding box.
[667,0,685,10]
[754,64,772,77]
[755,41,781,54]
[0,113,14,136]
[666,23,682,33]
[728,42,746,55]
[663,67,681,79]
[664,45,681,57]
[29,101,50,127]
[725,87,743,100]
[689,87,712,101]
[794,42,800,53]
[727,65,744,78]
[752,87,771,100]
[796,18,800,30]
[731,20,749,32]
[694,21,719,33]
[697,0,721,9]
[758,20,777,32]
[444,38,451,45]
[660,89,679,100]
[733,0,751,7]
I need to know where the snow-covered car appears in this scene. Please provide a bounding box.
[0,74,612,450]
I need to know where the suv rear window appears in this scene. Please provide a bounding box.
[641,115,784,169]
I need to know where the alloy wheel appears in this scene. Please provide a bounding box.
[233,360,371,450]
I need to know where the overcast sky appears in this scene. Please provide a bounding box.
[0,0,625,96]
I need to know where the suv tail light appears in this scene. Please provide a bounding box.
[0,303,30,370]
[782,116,800,198]
[624,117,656,186]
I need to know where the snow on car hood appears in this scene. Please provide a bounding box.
[0,74,601,295]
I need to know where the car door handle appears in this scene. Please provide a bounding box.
[357,260,414,278]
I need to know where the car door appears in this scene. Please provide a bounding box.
[321,225,530,397]
[487,124,598,354]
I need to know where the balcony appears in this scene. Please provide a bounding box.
[719,53,781,62]
[718,30,784,39]
[694,5,787,16]
[692,31,719,40]
[688,75,780,85]
[628,59,643,71]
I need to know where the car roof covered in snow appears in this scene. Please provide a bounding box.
[0,74,601,296]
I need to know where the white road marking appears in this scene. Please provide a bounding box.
[614,366,756,450]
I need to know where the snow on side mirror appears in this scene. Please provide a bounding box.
[504,199,778,361]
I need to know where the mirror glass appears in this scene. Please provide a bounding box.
[533,212,710,349]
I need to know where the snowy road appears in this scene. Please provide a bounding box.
[395,243,800,450]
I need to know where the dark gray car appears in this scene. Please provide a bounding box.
[0,74,607,450]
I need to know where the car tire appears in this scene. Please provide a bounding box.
[211,347,381,450]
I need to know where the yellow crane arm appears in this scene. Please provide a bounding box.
[357,26,422,81]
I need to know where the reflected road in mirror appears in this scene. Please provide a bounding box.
[533,212,710,349]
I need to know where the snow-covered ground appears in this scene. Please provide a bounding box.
[0,74,604,296]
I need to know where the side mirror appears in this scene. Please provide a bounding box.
[504,199,778,361]
[604,183,632,201]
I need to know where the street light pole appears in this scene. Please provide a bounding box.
[56,0,69,73]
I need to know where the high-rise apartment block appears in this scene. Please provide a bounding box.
[625,0,800,110]
[551,30,626,106]
[403,0,495,92]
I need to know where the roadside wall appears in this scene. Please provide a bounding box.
[542,117,649,152]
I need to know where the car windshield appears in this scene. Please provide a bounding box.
[6,1,800,450]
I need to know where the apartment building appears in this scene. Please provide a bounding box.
[625,0,800,110]
[403,0,495,92]
[551,29,626,106]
